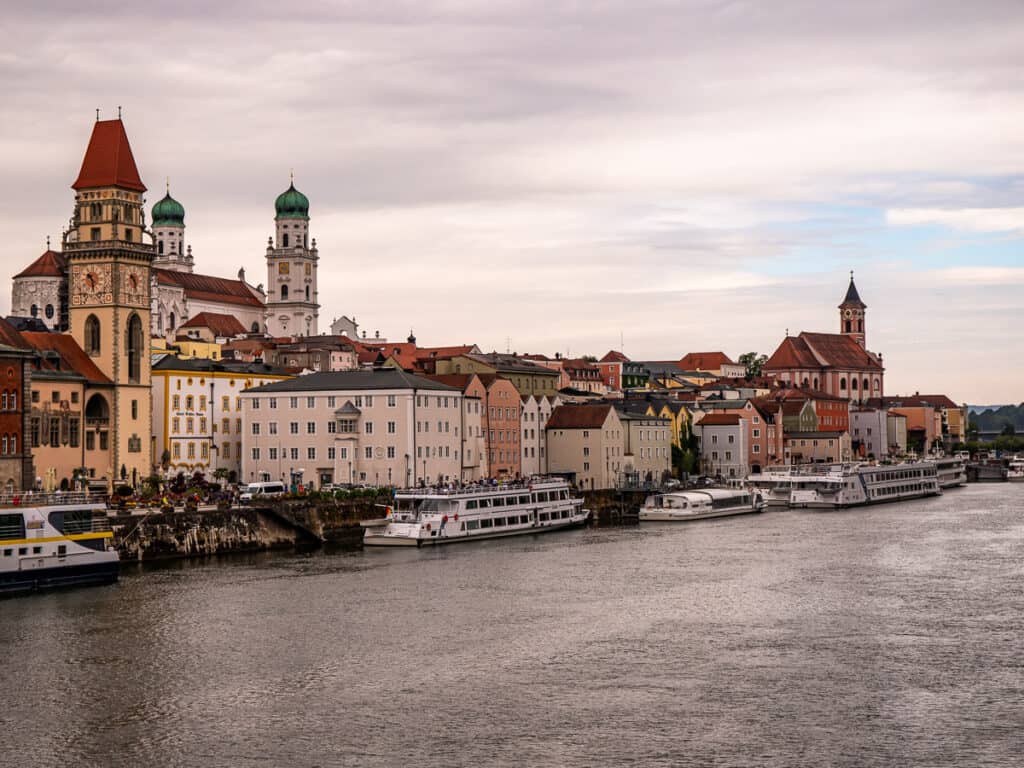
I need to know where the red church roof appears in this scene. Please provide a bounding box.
[72,119,146,192]
[155,269,264,308]
[765,333,882,372]
[14,250,66,279]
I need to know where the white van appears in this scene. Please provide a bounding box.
[240,481,287,501]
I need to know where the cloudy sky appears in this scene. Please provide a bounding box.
[2,1,1022,403]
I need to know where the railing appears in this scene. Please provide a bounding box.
[396,476,562,497]
[0,491,104,508]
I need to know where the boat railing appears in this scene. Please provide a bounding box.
[0,491,104,509]
[395,478,562,498]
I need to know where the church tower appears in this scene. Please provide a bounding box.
[64,116,153,488]
[151,184,192,273]
[839,271,866,348]
[264,178,319,337]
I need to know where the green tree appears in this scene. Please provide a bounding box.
[738,352,768,379]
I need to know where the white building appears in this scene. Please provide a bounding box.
[241,369,463,489]
[851,407,890,459]
[521,394,559,476]
[152,357,292,483]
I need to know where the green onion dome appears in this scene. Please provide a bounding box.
[275,182,310,219]
[152,191,185,227]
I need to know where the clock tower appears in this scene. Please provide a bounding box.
[839,271,866,348]
[64,116,153,488]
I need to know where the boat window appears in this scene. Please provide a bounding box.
[560,490,569,500]
[459,522,465,531]
[51,509,97,535]
[2,548,12,556]
[58,544,67,556]
[519,495,530,504]
[32,546,42,554]
[537,491,549,502]
[492,497,504,507]
[466,520,479,530]
[494,517,506,527]
[0,513,26,540]
[480,519,493,529]
[479,498,491,508]
[18,547,28,555]
[539,512,549,521]
[466,500,478,510]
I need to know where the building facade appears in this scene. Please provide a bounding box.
[241,370,463,488]
[264,182,320,337]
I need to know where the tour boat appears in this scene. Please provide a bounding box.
[1,493,119,595]
[789,461,941,509]
[639,488,765,522]
[926,456,968,489]
[1008,458,1024,483]
[363,477,588,547]
[745,470,799,507]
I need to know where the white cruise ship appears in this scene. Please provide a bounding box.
[789,462,941,509]
[640,488,765,522]
[1,494,119,595]
[746,470,799,507]
[926,457,967,489]
[364,478,588,547]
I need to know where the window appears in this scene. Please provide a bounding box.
[290,422,299,434]
[251,398,260,410]
[222,418,230,434]
[186,418,194,434]
[387,395,396,407]
[308,447,316,460]
[252,423,261,435]
[173,395,181,410]
[328,447,335,460]
[172,417,180,434]
[126,313,143,382]
[252,447,260,460]
[307,397,315,408]
[365,422,373,434]
[85,315,101,355]
[222,396,230,410]
[307,422,316,434]
[268,422,278,435]
[131,400,138,419]
[290,447,299,460]
[364,447,373,459]
[290,397,298,409]
[387,446,396,459]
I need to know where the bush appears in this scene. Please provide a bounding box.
[115,484,133,497]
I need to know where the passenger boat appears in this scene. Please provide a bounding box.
[926,456,967,489]
[639,488,765,522]
[363,477,588,547]
[745,470,798,507]
[1008,458,1024,483]
[1,493,119,595]
[789,461,941,509]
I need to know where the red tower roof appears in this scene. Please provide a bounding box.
[72,119,146,192]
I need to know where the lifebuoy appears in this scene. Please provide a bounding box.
[453,513,459,521]
[425,522,431,531]
[442,514,448,523]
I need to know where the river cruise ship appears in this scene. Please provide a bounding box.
[1,493,119,595]
[926,456,967,489]
[789,461,941,509]
[640,488,765,522]
[745,470,799,507]
[364,478,588,547]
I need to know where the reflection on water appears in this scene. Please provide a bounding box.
[2,484,1022,768]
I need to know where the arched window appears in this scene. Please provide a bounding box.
[281,285,289,300]
[85,314,101,355]
[251,322,260,333]
[862,377,869,392]
[1,435,7,454]
[283,233,290,248]
[30,304,38,317]
[127,313,143,382]
[801,377,809,388]
[845,320,852,333]
[851,378,858,390]
[839,377,847,390]
[158,240,164,254]
[858,319,863,332]
[305,285,310,301]
[873,378,880,392]
[169,312,176,330]
[45,304,54,319]
[10,434,15,454]
[304,234,308,248]
[812,377,819,390]
[10,391,15,410]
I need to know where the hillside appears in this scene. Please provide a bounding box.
[970,403,1024,433]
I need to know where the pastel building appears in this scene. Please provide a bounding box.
[545,404,625,490]
[152,357,292,483]
[241,369,463,488]
[696,413,747,479]
[520,394,559,477]
[616,410,672,485]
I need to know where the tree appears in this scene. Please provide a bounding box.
[1001,423,1016,437]
[738,352,768,379]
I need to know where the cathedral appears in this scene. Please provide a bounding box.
[11,122,321,342]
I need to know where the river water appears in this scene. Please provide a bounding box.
[2,484,1022,767]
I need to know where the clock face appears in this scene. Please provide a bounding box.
[844,309,852,318]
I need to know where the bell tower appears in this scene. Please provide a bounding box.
[839,271,866,348]
[265,176,319,337]
[64,115,153,489]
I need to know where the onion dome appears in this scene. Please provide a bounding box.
[152,191,185,227]
[275,181,310,220]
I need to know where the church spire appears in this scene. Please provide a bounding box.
[839,271,866,347]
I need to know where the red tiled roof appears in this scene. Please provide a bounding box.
[546,404,613,430]
[600,350,630,363]
[765,333,882,372]
[21,332,112,385]
[155,269,264,308]
[180,312,247,338]
[678,352,735,370]
[0,318,27,348]
[781,401,809,416]
[421,373,479,393]
[699,413,742,426]
[872,394,959,409]
[72,119,146,192]
[15,250,66,279]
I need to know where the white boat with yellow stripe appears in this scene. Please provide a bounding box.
[1,493,119,596]
[364,477,588,547]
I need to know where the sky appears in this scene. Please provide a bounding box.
[1,1,1022,404]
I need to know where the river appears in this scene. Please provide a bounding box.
[2,483,1022,767]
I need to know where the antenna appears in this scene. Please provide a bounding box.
[166,177,170,193]
[46,235,50,250]
[118,105,122,119]
[290,168,294,185]
[95,108,100,121]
